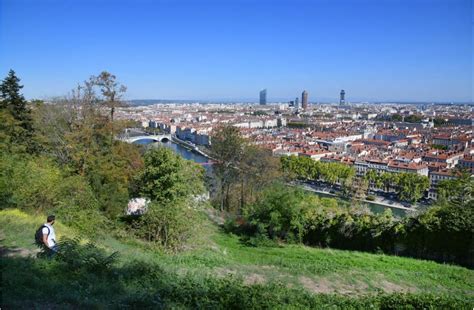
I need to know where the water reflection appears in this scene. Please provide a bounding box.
[136,138,211,168]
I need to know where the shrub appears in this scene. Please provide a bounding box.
[134,202,201,251]
[0,154,107,235]
[54,237,119,274]
[399,204,474,267]
[243,183,317,243]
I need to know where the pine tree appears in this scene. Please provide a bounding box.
[0,70,35,150]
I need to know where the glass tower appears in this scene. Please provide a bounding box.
[259,89,267,105]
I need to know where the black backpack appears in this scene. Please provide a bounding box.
[34,225,49,246]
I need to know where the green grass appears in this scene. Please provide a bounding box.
[1,208,474,308]
[104,231,473,297]
[0,208,78,250]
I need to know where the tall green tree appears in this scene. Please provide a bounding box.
[237,144,282,211]
[136,147,205,204]
[134,147,205,250]
[437,173,473,206]
[211,125,245,211]
[0,70,35,152]
[396,173,429,203]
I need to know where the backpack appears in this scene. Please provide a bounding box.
[35,225,49,246]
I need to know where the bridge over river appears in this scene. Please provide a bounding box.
[119,134,172,144]
[118,130,212,166]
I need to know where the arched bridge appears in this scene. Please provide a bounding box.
[120,134,172,144]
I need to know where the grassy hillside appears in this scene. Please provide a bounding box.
[1,208,473,308]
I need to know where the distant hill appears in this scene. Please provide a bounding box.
[127,99,260,105]
[127,99,473,107]
[127,99,204,106]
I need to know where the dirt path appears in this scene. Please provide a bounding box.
[0,245,38,258]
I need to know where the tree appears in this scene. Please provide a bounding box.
[243,184,318,243]
[351,176,369,200]
[381,172,397,192]
[90,71,127,123]
[0,109,23,153]
[437,173,473,207]
[391,114,403,122]
[238,144,282,211]
[433,118,447,127]
[211,125,245,211]
[33,77,143,219]
[134,147,205,250]
[136,147,205,204]
[396,173,429,203]
[0,70,35,152]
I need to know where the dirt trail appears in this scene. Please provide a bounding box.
[0,246,38,258]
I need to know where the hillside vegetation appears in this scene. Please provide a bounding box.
[1,209,473,309]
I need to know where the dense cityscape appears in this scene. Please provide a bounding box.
[116,91,473,206]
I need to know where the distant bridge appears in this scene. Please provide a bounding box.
[120,134,172,144]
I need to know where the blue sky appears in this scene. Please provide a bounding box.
[0,0,472,102]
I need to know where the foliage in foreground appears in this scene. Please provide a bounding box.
[1,247,472,309]
[0,153,106,235]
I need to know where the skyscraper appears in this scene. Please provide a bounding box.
[295,97,299,109]
[340,89,345,105]
[259,89,267,105]
[302,90,308,110]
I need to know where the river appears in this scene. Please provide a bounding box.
[135,139,407,217]
[135,138,211,165]
[306,190,407,217]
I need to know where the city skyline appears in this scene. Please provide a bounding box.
[0,0,472,102]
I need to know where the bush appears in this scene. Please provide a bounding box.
[399,204,474,267]
[243,183,317,243]
[0,154,107,235]
[367,195,376,201]
[375,293,470,310]
[54,237,119,274]
[134,202,201,251]
[2,155,62,211]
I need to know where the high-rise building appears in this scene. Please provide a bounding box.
[302,90,308,110]
[259,89,267,105]
[340,89,345,105]
[295,97,299,109]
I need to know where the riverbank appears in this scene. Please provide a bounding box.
[292,181,416,215]
[171,135,214,160]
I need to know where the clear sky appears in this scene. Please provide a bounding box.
[0,0,472,102]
